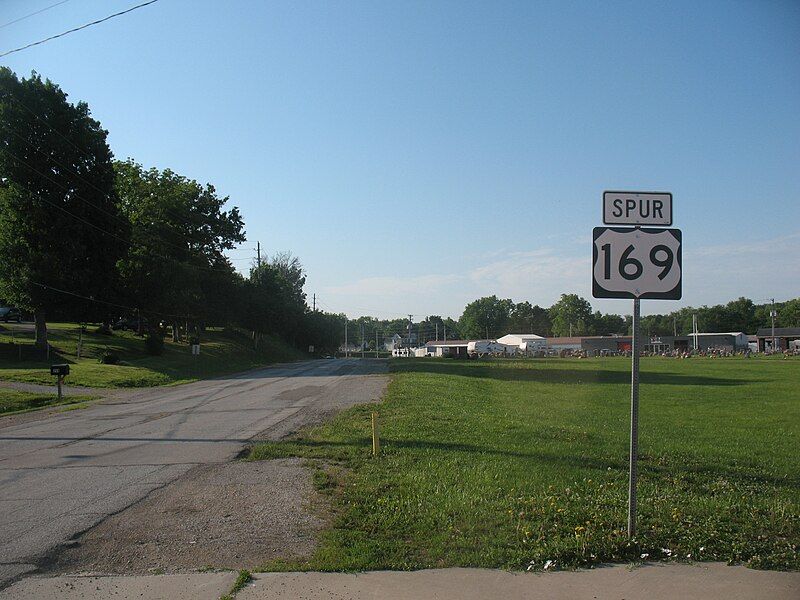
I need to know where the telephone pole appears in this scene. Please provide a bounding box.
[256,242,261,268]
[361,323,365,359]
[344,320,348,358]
[770,298,777,352]
[312,293,316,312]
[435,322,439,341]
[376,328,379,358]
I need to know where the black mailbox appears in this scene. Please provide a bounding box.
[50,364,70,376]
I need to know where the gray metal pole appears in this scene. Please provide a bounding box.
[628,297,640,537]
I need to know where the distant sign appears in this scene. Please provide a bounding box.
[603,191,672,226]
[592,227,682,299]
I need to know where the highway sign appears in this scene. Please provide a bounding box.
[592,227,682,299]
[603,191,672,226]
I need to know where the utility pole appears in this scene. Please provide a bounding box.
[256,241,261,268]
[361,323,365,359]
[435,322,439,341]
[444,323,447,342]
[375,328,379,358]
[770,298,777,352]
[312,293,316,312]
[408,314,413,355]
[673,315,677,337]
[345,320,348,358]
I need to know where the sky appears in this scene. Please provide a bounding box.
[2,0,799,319]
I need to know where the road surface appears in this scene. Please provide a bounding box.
[0,359,387,589]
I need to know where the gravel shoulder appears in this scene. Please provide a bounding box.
[27,359,388,578]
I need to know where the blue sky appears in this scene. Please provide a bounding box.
[3,0,799,319]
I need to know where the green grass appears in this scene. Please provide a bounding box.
[220,569,252,600]
[249,356,800,572]
[0,388,96,415]
[0,323,305,388]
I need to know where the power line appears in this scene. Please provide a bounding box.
[0,0,161,58]
[4,94,226,234]
[0,0,73,30]
[31,281,193,320]
[1,148,239,276]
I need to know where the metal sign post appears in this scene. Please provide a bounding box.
[592,191,682,539]
[628,298,640,537]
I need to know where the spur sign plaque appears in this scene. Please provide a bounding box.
[603,191,672,226]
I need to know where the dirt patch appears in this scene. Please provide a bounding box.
[47,459,328,574]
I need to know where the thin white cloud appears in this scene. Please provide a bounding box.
[319,231,800,317]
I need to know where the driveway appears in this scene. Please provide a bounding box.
[0,359,388,589]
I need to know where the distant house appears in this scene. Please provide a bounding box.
[755,327,800,352]
[384,333,403,351]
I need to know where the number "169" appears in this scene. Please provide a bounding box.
[600,243,674,281]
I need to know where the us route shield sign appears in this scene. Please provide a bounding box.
[592,227,682,299]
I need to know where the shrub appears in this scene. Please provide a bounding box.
[145,333,164,356]
[99,350,120,365]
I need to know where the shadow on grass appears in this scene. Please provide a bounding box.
[269,437,797,489]
[392,360,754,386]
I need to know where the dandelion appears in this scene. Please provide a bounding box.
[544,559,555,570]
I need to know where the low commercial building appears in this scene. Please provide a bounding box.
[687,332,748,352]
[756,327,800,352]
[421,340,470,358]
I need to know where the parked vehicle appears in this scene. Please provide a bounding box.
[0,306,22,323]
[112,315,149,331]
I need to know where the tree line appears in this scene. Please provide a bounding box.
[0,69,346,354]
[344,294,799,350]
[3,70,795,356]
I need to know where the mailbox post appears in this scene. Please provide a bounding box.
[50,364,70,401]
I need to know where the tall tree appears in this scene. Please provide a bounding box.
[548,294,593,336]
[0,69,127,349]
[508,301,552,336]
[114,160,244,329]
[458,295,514,339]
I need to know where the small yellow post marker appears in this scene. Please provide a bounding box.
[371,411,380,456]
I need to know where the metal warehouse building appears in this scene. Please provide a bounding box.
[756,327,800,352]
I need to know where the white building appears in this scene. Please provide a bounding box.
[497,333,546,353]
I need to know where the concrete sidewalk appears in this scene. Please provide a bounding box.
[2,564,799,599]
[240,564,800,600]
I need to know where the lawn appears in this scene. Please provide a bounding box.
[0,388,95,415]
[249,356,800,572]
[0,323,305,388]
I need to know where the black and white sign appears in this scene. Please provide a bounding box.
[603,191,672,226]
[592,227,682,299]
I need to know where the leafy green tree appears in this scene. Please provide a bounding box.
[114,160,244,331]
[548,294,593,336]
[723,297,756,333]
[594,311,626,335]
[508,301,552,336]
[777,299,800,328]
[459,295,514,339]
[0,69,127,349]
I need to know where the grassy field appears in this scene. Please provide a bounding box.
[0,323,305,388]
[0,388,96,415]
[249,356,800,572]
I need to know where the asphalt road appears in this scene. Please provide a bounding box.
[0,359,387,589]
